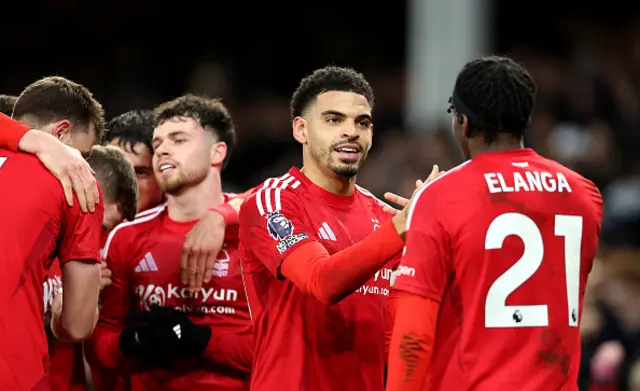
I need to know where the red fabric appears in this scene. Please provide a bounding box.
[280,220,403,305]
[0,149,103,390]
[239,167,400,391]
[210,203,238,226]
[393,149,603,391]
[0,112,31,151]
[86,200,251,391]
[386,292,439,391]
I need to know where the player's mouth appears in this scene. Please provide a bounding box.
[333,144,362,162]
[157,161,177,175]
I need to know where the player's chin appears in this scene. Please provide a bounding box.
[332,163,360,178]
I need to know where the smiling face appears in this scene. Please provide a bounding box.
[151,117,216,195]
[294,91,373,178]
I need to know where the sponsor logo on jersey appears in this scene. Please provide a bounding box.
[135,284,239,315]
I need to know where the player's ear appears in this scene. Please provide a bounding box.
[210,141,227,167]
[50,120,71,139]
[292,116,308,145]
[460,114,470,138]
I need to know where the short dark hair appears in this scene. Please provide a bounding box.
[154,94,236,169]
[0,95,17,116]
[87,145,138,222]
[104,110,155,154]
[451,55,536,142]
[290,66,375,119]
[13,76,105,143]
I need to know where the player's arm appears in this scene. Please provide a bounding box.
[201,328,253,372]
[240,191,405,306]
[84,234,134,369]
[180,187,259,292]
[0,113,99,212]
[51,196,105,342]
[385,184,450,391]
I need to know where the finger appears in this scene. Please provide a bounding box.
[424,165,440,184]
[193,252,207,291]
[81,170,97,213]
[384,192,409,207]
[101,278,112,288]
[202,252,216,284]
[101,268,113,278]
[415,179,424,188]
[187,252,199,293]
[180,244,192,285]
[382,205,399,215]
[71,171,89,213]
[60,176,74,207]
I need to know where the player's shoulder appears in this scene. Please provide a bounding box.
[0,148,61,187]
[534,154,602,201]
[242,170,306,217]
[355,185,393,216]
[102,203,167,258]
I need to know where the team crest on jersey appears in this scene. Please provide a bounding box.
[266,211,295,240]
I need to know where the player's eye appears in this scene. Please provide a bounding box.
[326,117,339,124]
[358,120,371,128]
[174,139,186,144]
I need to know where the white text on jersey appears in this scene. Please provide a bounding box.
[484,171,572,194]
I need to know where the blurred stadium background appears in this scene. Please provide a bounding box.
[2,0,640,389]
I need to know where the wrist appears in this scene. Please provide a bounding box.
[17,129,47,154]
[391,213,407,238]
[208,203,238,226]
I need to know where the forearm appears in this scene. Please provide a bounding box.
[386,292,439,391]
[281,220,404,305]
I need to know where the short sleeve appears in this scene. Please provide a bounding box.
[392,184,451,303]
[56,187,104,266]
[239,189,315,277]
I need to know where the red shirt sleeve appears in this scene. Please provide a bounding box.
[203,328,253,373]
[84,230,133,370]
[392,183,451,302]
[56,186,105,266]
[0,113,31,151]
[386,292,439,391]
[239,190,314,277]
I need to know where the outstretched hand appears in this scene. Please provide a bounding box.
[382,165,445,216]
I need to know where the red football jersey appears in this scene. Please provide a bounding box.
[393,149,603,391]
[239,167,399,391]
[0,149,103,391]
[86,200,252,391]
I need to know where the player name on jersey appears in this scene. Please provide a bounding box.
[484,170,572,193]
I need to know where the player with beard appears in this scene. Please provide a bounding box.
[386,56,603,391]
[0,76,105,391]
[86,95,252,391]
[238,66,439,391]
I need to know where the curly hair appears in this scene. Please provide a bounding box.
[451,56,536,142]
[290,66,374,119]
[154,94,236,169]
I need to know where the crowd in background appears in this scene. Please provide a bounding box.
[1,2,639,389]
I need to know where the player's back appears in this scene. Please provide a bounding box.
[430,149,602,391]
[0,148,67,390]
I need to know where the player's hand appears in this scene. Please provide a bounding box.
[384,165,444,215]
[25,131,99,213]
[390,165,443,236]
[181,210,226,293]
[99,262,112,290]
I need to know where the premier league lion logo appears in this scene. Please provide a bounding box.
[266,211,294,241]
